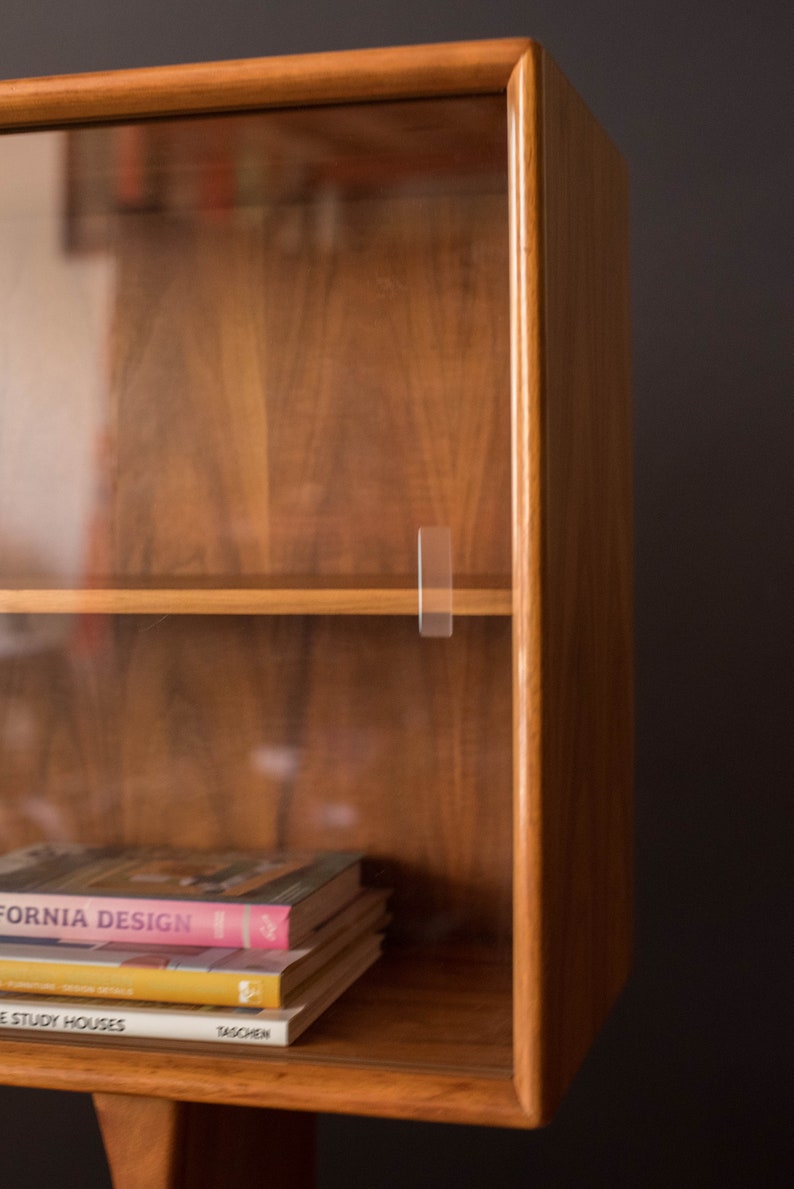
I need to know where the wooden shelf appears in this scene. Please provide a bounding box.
[0,584,511,617]
[0,951,523,1128]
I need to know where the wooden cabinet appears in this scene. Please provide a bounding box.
[0,37,631,1179]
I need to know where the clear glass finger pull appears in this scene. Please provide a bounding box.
[418,527,453,637]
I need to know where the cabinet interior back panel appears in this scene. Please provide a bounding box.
[0,614,513,958]
[0,98,511,588]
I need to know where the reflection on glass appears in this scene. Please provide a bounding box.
[0,100,511,592]
[0,99,516,1076]
[0,132,114,590]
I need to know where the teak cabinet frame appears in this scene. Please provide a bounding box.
[0,37,632,1180]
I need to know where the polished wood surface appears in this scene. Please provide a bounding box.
[3,1044,524,1129]
[509,46,633,1122]
[1,952,519,1127]
[508,43,546,1124]
[0,39,632,1140]
[105,172,509,583]
[94,1094,182,1189]
[0,40,531,129]
[540,47,633,1114]
[0,586,511,615]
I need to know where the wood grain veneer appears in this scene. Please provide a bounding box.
[0,40,531,129]
[93,1094,183,1189]
[0,1036,524,1129]
[0,586,511,615]
[509,45,633,1122]
[0,39,632,1154]
[508,42,546,1124]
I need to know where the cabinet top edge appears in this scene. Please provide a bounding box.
[0,38,536,131]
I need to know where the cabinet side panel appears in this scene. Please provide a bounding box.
[538,50,633,1118]
[509,46,633,1122]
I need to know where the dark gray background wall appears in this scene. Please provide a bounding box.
[1,3,790,1186]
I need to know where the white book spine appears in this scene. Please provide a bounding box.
[0,998,295,1046]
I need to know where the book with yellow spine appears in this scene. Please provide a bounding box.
[0,932,383,1047]
[0,888,386,1009]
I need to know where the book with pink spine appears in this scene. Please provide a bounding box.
[0,843,362,949]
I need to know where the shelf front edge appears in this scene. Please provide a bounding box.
[0,588,512,617]
[0,1039,537,1129]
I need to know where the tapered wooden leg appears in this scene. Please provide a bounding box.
[94,1094,183,1189]
[94,1094,317,1189]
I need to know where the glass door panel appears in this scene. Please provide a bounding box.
[0,98,511,605]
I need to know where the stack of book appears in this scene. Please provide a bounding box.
[0,843,387,1048]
